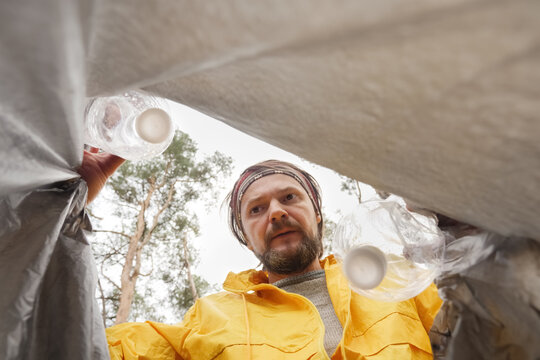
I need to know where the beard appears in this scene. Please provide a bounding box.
[254,219,322,275]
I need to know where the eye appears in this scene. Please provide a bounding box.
[250,206,262,215]
[284,193,296,201]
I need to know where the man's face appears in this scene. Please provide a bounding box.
[240,174,322,274]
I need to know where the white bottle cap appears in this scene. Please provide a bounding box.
[344,245,387,290]
[135,108,173,144]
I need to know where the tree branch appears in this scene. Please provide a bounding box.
[131,180,176,282]
[182,235,199,301]
[97,278,108,327]
[93,229,131,239]
[138,254,154,277]
[125,179,156,282]
[101,271,121,292]
[99,252,122,291]
[117,202,139,212]
[354,180,362,203]
[98,240,128,258]
[140,180,176,249]
[156,160,173,189]
[86,207,103,220]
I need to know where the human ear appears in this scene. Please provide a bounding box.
[316,214,322,224]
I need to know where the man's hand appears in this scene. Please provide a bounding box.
[77,148,125,204]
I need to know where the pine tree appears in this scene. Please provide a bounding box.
[90,132,232,326]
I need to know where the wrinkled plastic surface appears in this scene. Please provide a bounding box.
[84,91,174,161]
[0,0,84,199]
[430,232,540,360]
[334,200,446,302]
[0,181,109,360]
[0,0,109,359]
[2,0,539,358]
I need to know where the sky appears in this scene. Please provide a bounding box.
[167,101,376,286]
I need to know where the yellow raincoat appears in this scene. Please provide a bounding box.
[107,255,442,359]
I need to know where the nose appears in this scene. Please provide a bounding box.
[269,199,288,223]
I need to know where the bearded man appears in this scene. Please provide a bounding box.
[81,156,441,359]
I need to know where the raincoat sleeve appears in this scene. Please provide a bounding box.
[106,321,188,360]
[413,283,443,334]
[105,303,199,360]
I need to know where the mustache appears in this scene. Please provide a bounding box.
[264,218,303,246]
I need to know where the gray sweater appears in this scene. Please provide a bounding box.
[274,270,344,357]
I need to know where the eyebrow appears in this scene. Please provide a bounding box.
[243,186,303,211]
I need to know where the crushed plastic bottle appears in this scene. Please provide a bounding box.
[84,91,175,161]
[334,200,446,302]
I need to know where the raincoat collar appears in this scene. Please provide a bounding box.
[222,255,338,293]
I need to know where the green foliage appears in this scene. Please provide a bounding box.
[130,290,166,324]
[322,211,338,256]
[168,274,218,312]
[92,131,233,325]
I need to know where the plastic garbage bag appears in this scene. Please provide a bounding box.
[0,1,109,359]
[2,0,538,359]
[430,232,540,360]
[0,181,109,359]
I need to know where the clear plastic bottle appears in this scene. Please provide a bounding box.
[84,91,175,161]
[334,200,445,302]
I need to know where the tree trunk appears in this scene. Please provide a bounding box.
[97,278,107,327]
[115,275,137,324]
[115,231,145,324]
[182,235,199,302]
[115,228,143,324]
[354,180,362,203]
[114,182,155,324]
